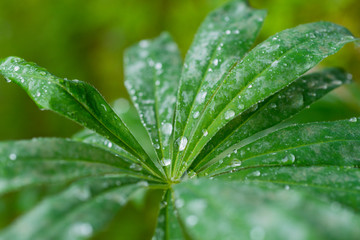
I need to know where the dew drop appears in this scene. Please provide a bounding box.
[193,111,200,119]
[14,66,20,72]
[36,92,41,97]
[202,130,208,137]
[161,158,171,167]
[196,91,207,104]
[186,215,198,227]
[285,185,290,190]
[224,110,235,120]
[9,153,17,161]
[161,123,173,135]
[225,30,231,35]
[231,159,242,167]
[155,62,162,70]
[139,40,149,48]
[349,117,357,123]
[153,143,160,149]
[178,137,188,151]
[213,59,219,66]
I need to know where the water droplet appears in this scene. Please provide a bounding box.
[253,170,261,176]
[9,153,17,161]
[284,185,290,190]
[36,92,41,97]
[238,104,244,110]
[271,60,279,67]
[71,222,93,237]
[178,137,188,151]
[231,159,242,167]
[349,117,357,123]
[281,153,296,164]
[137,181,149,187]
[155,80,160,86]
[14,66,20,72]
[269,102,277,108]
[186,215,198,227]
[161,158,171,167]
[106,141,112,148]
[248,84,253,88]
[161,123,172,135]
[139,40,149,48]
[224,110,235,120]
[196,91,207,104]
[225,30,231,35]
[155,62,162,70]
[213,59,219,66]
[202,130,208,136]
[208,68,213,72]
[153,143,160,149]
[193,111,200,119]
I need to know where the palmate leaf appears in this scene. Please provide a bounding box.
[173,179,360,240]
[190,68,352,172]
[124,33,182,175]
[0,0,360,239]
[0,57,164,179]
[173,20,357,179]
[0,176,163,240]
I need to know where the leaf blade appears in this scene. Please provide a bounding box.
[0,57,164,178]
[172,0,266,177]
[178,21,356,178]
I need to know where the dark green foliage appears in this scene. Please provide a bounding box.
[0,0,359,239]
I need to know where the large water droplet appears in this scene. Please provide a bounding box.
[349,117,357,123]
[161,123,173,135]
[178,137,188,151]
[9,153,17,161]
[224,110,235,120]
[161,158,171,167]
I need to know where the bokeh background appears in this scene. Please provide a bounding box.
[0,0,359,238]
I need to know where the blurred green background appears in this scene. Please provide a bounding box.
[0,0,360,238]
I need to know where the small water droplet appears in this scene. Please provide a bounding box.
[284,185,290,190]
[161,123,173,135]
[213,59,219,66]
[196,91,207,104]
[193,111,200,119]
[178,137,188,151]
[202,130,208,136]
[225,30,231,35]
[36,92,41,97]
[14,66,20,72]
[161,158,171,167]
[155,62,162,70]
[139,40,149,48]
[349,117,357,123]
[224,110,235,120]
[9,153,17,160]
[186,215,198,227]
[231,159,242,167]
[153,143,160,149]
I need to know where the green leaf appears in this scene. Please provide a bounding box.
[73,129,139,164]
[0,138,154,195]
[124,33,182,174]
[205,119,360,211]
[172,0,266,177]
[0,57,164,179]
[175,21,356,179]
[0,176,158,240]
[206,119,360,175]
[191,68,352,172]
[173,179,360,240]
